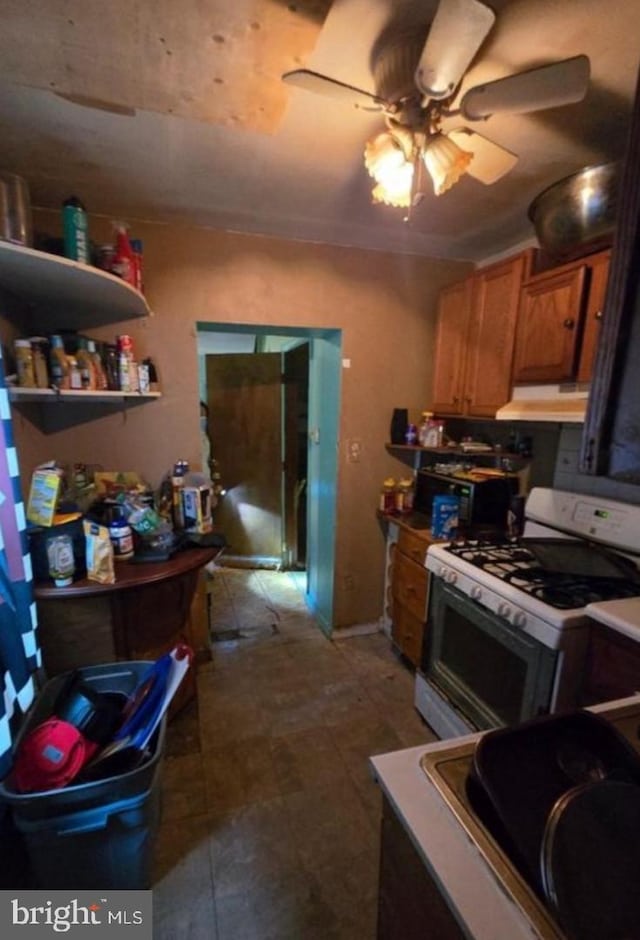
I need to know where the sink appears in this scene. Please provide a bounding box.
[419,702,640,940]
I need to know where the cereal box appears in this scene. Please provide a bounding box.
[431,494,459,540]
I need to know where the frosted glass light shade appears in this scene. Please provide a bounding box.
[365,132,414,207]
[423,133,473,196]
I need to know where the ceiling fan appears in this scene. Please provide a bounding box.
[282,0,590,211]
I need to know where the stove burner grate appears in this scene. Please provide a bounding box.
[444,538,640,609]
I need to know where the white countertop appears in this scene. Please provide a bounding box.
[586,597,640,641]
[370,694,640,940]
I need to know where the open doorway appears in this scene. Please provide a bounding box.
[197,323,341,634]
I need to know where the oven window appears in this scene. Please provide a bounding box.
[440,607,527,726]
[426,579,557,730]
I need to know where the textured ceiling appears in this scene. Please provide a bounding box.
[0,0,639,261]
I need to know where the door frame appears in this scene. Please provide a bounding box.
[197,323,341,635]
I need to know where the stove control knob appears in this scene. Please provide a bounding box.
[470,585,482,601]
[497,602,512,619]
[513,611,527,628]
[438,566,448,579]
[445,570,457,585]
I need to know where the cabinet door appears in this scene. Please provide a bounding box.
[431,278,473,415]
[576,251,610,383]
[512,265,587,383]
[391,601,424,666]
[392,550,428,622]
[464,255,524,416]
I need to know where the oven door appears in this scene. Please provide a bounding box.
[424,577,558,730]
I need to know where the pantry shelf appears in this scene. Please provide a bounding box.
[8,387,161,403]
[0,241,151,328]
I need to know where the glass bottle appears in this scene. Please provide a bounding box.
[46,534,75,586]
[105,344,120,390]
[49,335,70,390]
[14,339,35,387]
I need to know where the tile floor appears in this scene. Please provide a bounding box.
[153,566,437,939]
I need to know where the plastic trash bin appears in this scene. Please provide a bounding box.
[0,661,165,890]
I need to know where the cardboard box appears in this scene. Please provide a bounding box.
[26,469,62,526]
[431,494,459,540]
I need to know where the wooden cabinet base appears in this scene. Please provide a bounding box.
[34,548,218,715]
[377,795,466,940]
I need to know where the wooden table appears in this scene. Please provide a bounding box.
[34,547,218,709]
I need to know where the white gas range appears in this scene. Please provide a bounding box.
[415,488,640,739]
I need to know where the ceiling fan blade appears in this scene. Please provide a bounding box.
[282,69,383,109]
[460,55,590,120]
[448,128,518,184]
[414,0,495,100]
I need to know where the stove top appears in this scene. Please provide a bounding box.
[441,537,640,610]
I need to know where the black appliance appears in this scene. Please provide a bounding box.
[414,467,518,533]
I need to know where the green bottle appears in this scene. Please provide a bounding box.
[62,196,89,263]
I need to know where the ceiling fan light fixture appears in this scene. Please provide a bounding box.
[423,133,473,196]
[364,131,414,207]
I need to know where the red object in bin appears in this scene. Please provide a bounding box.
[12,719,97,793]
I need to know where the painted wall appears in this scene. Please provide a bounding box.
[8,211,471,628]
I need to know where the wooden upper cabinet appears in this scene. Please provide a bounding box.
[431,277,473,415]
[512,249,611,385]
[431,255,524,417]
[464,254,525,415]
[577,250,610,383]
[512,264,587,383]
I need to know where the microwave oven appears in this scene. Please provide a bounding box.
[414,468,518,533]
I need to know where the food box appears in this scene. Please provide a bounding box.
[26,468,62,526]
[431,494,459,540]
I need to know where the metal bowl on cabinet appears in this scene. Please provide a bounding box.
[528,162,619,259]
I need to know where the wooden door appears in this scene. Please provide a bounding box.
[282,342,309,569]
[464,255,524,416]
[431,278,473,414]
[577,251,610,383]
[206,353,282,561]
[512,265,587,383]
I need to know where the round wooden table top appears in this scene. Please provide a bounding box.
[34,545,220,599]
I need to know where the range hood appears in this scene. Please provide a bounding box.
[495,384,588,423]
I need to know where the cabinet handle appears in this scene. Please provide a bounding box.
[594,309,603,321]
[465,396,472,404]
[452,396,459,404]
[563,318,575,329]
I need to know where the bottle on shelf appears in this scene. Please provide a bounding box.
[405,423,418,445]
[30,337,50,388]
[68,355,82,390]
[49,335,70,390]
[129,238,144,293]
[418,411,433,447]
[75,337,97,390]
[62,196,89,263]
[87,340,108,390]
[14,339,35,388]
[104,344,120,391]
[111,221,136,286]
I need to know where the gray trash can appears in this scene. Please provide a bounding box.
[0,661,165,889]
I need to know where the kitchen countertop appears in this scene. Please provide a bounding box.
[370,693,640,940]
[586,597,640,641]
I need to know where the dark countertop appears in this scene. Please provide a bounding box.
[34,545,218,599]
